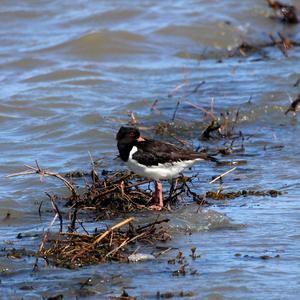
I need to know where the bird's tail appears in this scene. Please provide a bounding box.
[195,151,218,163]
[207,155,218,163]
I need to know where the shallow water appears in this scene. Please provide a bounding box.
[1,0,300,299]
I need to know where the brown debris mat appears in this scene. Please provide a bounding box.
[8,161,208,220]
[8,157,285,269]
[39,217,170,269]
[7,162,203,269]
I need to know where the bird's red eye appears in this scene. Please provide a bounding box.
[129,132,135,137]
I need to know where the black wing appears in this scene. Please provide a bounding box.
[132,139,212,166]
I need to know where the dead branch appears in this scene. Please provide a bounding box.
[7,162,79,197]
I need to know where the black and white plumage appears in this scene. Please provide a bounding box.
[116,126,215,210]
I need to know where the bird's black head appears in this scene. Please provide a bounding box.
[116,126,141,161]
[116,126,140,143]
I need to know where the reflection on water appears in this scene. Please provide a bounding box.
[1,0,300,298]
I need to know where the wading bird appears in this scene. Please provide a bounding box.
[116,126,215,210]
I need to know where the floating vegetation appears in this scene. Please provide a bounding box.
[205,189,283,200]
[6,247,35,259]
[235,252,281,260]
[156,291,194,299]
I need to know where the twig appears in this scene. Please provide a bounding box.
[46,193,63,233]
[186,81,205,97]
[8,163,79,197]
[38,201,43,220]
[231,108,240,133]
[88,151,99,183]
[168,81,188,97]
[155,247,173,258]
[61,231,92,238]
[171,100,180,121]
[33,213,58,271]
[136,218,170,233]
[105,232,147,257]
[150,99,160,113]
[93,217,135,245]
[185,100,217,120]
[210,167,237,184]
[68,208,78,232]
[278,32,293,50]
[70,217,135,263]
[127,179,152,188]
[269,33,288,57]
[128,111,138,126]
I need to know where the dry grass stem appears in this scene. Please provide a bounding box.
[185,100,216,120]
[210,167,237,184]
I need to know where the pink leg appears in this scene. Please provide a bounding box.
[149,181,163,210]
[156,181,163,207]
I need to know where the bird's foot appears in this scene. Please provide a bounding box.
[148,204,163,211]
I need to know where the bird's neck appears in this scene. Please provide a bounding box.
[117,141,136,161]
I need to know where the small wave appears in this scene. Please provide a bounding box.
[165,204,243,234]
[155,23,244,50]
[36,31,151,59]
[3,57,51,70]
[69,9,141,26]
[22,69,100,83]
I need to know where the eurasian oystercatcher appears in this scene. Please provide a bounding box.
[116,126,215,210]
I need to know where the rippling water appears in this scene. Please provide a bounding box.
[1,0,300,299]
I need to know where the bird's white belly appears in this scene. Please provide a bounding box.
[126,146,200,180]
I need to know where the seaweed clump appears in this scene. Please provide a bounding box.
[205,189,283,200]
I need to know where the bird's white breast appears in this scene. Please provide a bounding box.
[126,146,201,180]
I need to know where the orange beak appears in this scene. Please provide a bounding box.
[137,136,145,142]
